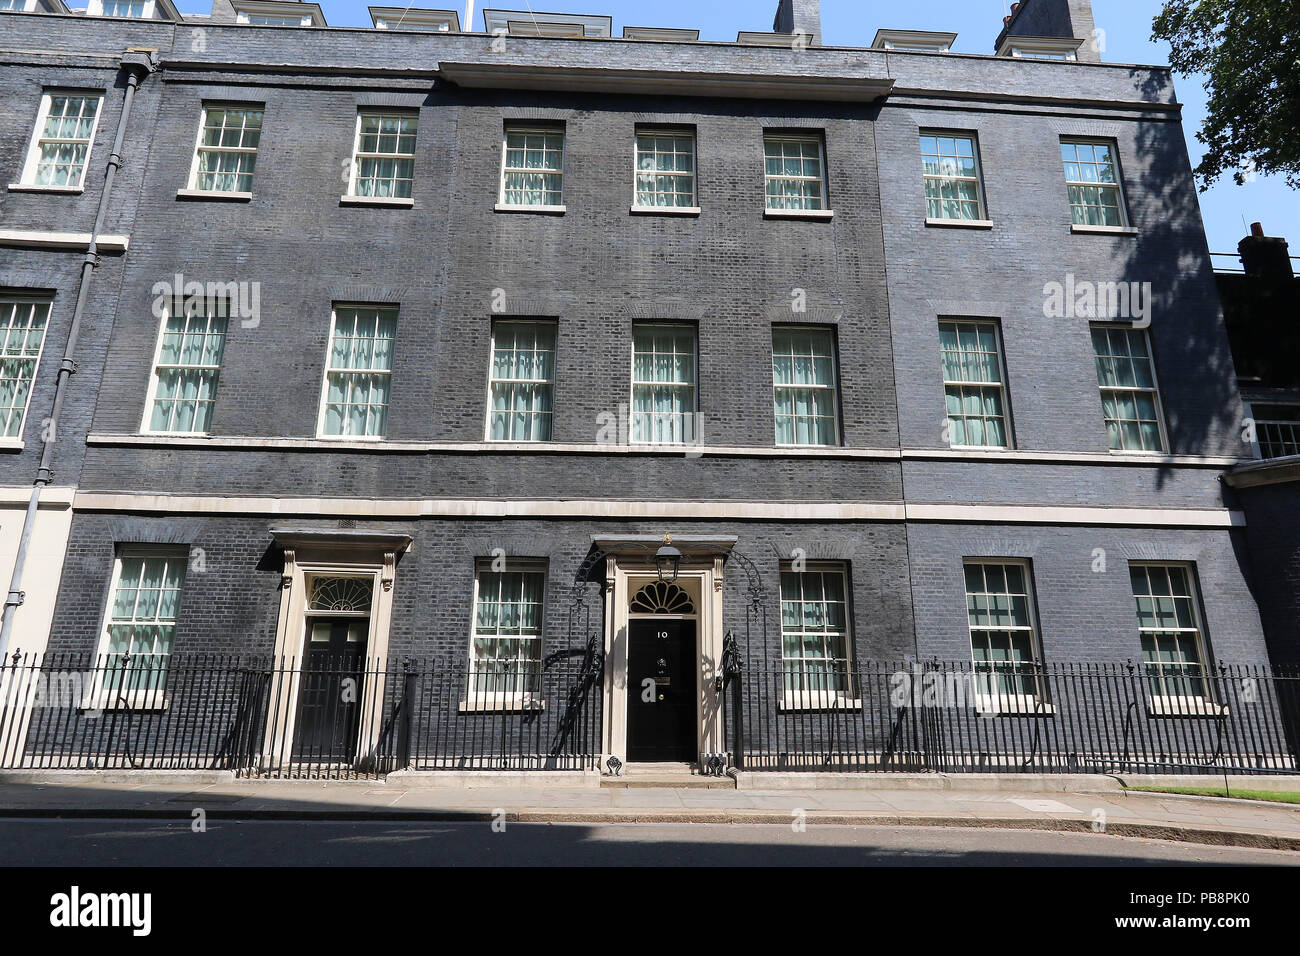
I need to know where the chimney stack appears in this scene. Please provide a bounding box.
[1239,223,1295,283]
[773,0,821,46]
[995,0,1100,62]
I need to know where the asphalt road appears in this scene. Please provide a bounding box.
[1,819,1297,866]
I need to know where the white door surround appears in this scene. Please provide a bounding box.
[593,535,736,770]
[266,528,411,771]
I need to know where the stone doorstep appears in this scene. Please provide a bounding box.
[600,775,735,789]
[600,761,736,789]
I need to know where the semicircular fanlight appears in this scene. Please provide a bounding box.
[308,576,374,613]
[629,580,695,615]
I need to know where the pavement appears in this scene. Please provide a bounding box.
[7,819,1298,867]
[0,773,1296,851]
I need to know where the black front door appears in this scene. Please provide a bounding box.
[293,616,368,762]
[627,618,698,762]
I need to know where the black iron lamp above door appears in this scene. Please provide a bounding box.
[654,533,682,583]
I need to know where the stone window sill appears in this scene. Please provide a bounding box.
[765,208,834,221]
[631,205,701,216]
[1147,696,1228,718]
[779,695,861,712]
[8,183,84,195]
[926,217,994,230]
[458,697,546,713]
[494,203,566,215]
[340,195,414,208]
[82,691,169,713]
[974,697,1057,717]
[176,189,252,202]
[1072,223,1139,236]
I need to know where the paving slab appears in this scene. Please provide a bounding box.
[0,777,1296,851]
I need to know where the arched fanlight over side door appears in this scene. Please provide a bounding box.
[629,580,695,615]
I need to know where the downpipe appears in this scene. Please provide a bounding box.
[0,50,157,661]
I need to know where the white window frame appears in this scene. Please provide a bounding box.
[1130,562,1223,715]
[778,563,858,711]
[87,547,189,711]
[1061,137,1130,229]
[19,90,104,191]
[87,0,156,17]
[920,130,987,223]
[463,560,548,712]
[372,8,458,31]
[1244,399,1300,460]
[0,298,50,443]
[315,304,398,441]
[632,127,698,212]
[140,298,229,436]
[872,30,957,53]
[1002,37,1084,60]
[963,558,1051,715]
[497,125,566,212]
[939,318,1014,450]
[231,0,318,25]
[772,325,841,448]
[762,133,829,213]
[1091,323,1168,454]
[628,322,698,446]
[185,103,265,196]
[484,319,557,443]
[346,109,418,200]
[1010,46,1076,60]
[0,0,40,13]
[237,11,312,25]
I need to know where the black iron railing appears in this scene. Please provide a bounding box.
[0,646,604,780]
[5,651,1298,778]
[723,659,1300,775]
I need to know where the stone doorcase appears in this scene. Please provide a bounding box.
[593,535,736,770]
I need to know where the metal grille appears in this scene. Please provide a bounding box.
[0,645,604,780]
[723,655,1300,775]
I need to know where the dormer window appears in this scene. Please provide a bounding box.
[621,26,700,42]
[369,6,460,31]
[89,0,152,17]
[482,8,611,38]
[86,0,181,20]
[998,36,1084,60]
[1011,46,1075,60]
[230,1,325,27]
[243,14,305,25]
[871,29,957,53]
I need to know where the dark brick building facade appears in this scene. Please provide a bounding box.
[0,0,1285,773]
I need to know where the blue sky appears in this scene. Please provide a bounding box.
[176,0,1298,255]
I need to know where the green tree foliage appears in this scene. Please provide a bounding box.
[1153,0,1300,189]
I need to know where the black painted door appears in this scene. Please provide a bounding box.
[626,618,697,762]
[293,617,368,762]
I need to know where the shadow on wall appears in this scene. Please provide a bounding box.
[1123,68,1246,489]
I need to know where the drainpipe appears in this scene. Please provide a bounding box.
[0,50,157,662]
